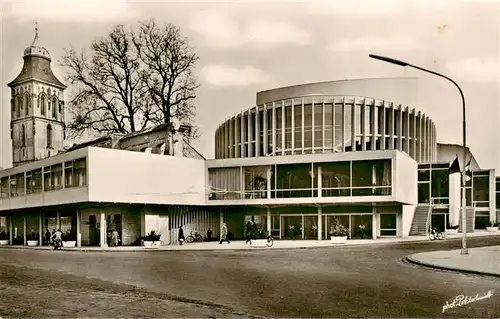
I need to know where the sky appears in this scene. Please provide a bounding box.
[0,0,499,170]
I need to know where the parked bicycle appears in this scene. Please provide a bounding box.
[265,234,274,247]
[186,230,203,243]
[428,227,444,241]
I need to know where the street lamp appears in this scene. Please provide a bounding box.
[369,54,468,255]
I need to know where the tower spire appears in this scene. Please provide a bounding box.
[31,21,39,46]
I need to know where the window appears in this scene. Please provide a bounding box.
[47,124,52,148]
[44,164,63,192]
[0,177,9,199]
[26,169,42,194]
[16,97,21,117]
[65,158,87,188]
[25,94,29,116]
[274,163,313,198]
[52,98,57,119]
[321,162,350,197]
[380,213,397,236]
[21,124,26,147]
[243,166,269,199]
[40,95,46,116]
[208,167,241,200]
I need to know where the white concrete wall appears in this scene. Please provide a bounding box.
[87,147,206,205]
[449,172,461,226]
[394,151,418,205]
[401,205,416,237]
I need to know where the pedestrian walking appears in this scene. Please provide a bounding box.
[245,221,252,244]
[51,229,63,250]
[219,223,230,244]
[111,229,120,247]
[44,229,51,246]
[178,226,185,245]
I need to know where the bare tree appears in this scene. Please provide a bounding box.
[61,25,153,138]
[133,19,200,139]
[61,20,200,140]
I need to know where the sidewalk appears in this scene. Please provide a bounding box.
[406,245,500,277]
[1,231,498,252]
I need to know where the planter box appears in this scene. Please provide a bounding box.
[143,241,161,248]
[250,239,268,247]
[0,240,9,245]
[62,241,76,248]
[446,229,459,235]
[330,236,348,244]
[486,227,499,232]
[27,240,38,247]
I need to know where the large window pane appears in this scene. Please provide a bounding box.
[208,167,242,200]
[473,175,489,202]
[352,160,391,196]
[303,104,312,150]
[294,103,302,150]
[314,102,323,148]
[334,103,343,151]
[321,162,350,197]
[380,213,397,236]
[324,103,333,149]
[274,163,312,198]
[351,215,372,239]
[431,169,449,199]
[418,183,430,203]
[0,177,8,199]
[243,166,269,199]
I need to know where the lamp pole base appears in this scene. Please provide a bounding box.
[460,248,469,255]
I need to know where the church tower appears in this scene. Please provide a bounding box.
[7,24,66,166]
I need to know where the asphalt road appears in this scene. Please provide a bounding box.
[1,236,499,318]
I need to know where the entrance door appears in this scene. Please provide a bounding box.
[379,214,397,236]
[303,216,318,240]
[89,215,99,246]
[282,216,302,239]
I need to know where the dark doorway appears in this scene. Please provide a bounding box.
[89,215,99,246]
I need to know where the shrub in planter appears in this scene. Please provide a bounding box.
[329,218,350,240]
[448,225,459,230]
[0,231,7,240]
[144,230,161,241]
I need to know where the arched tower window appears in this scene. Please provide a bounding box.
[40,95,46,116]
[16,97,21,117]
[47,124,52,148]
[21,124,26,147]
[52,98,57,119]
[24,94,29,116]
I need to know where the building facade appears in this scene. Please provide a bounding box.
[0,33,497,247]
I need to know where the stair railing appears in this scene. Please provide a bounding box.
[425,198,434,236]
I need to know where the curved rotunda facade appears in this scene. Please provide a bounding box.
[214,80,437,163]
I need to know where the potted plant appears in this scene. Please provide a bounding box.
[250,228,270,247]
[62,232,77,247]
[0,231,9,245]
[446,225,459,235]
[27,232,39,246]
[143,230,162,248]
[486,221,499,232]
[329,218,350,244]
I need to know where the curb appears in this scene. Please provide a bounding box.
[0,234,497,253]
[405,255,500,278]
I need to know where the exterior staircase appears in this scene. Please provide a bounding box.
[458,208,475,233]
[409,204,431,236]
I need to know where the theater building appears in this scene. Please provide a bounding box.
[0,32,497,247]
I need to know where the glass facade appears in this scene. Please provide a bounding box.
[215,96,437,164]
[0,157,87,199]
[417,163,449,204]
[208,159,392,200]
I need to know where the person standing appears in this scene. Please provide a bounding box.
[178,226,185,245]
[245,221,252,244]
[111,229,120,247]
[219,223,230,244]
[206,228,212,241]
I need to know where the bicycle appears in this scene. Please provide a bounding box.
[186,231,203,243]
[428,227,445,241]
[265,235,274,247]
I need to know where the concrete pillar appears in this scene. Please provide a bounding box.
[341,99,346,152]
[372,208,377,239]
[38,213,42,246]
[291,100,295,154]
[23,216,26,246]
[312,99,315,154]
[318,206,323,240]
[301,98,305,154]
[267,168,272,199]
[351,99,356,151]
[76,209,81,247]
[9,215,13,245]
[219,210,224,240]
[56,211,60,229]
[318,166,322,198]
[263,104,268,155]
[361,99,366,151]
[267,207,271,235]
[381,102,386,150]
[322,98,326,153]
[100,208,107,248]
[255,105,260,157]
[281,102,285,156]
[272,102,276,155]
